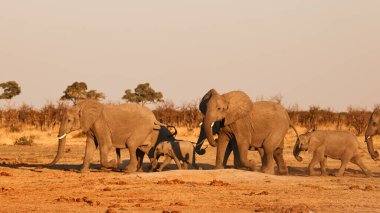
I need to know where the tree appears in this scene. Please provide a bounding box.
[122,83,163,105]
[0,81,21,107]
[86,90,106,101]
[61,82,105,104]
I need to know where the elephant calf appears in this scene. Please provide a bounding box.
[293,130,372,177]
[152,140,198,172]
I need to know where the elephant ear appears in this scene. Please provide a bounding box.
[199,89,219,115]
[307,135,320,153]
[223,91,253,126]
[78,100,103,132]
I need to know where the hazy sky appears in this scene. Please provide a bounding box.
[1,1,379,111]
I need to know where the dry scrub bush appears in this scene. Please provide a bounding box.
[14,135,35,146]
[0,100,373,136]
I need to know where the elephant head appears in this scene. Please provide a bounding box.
[199,89,252,147]
[49,100,103,165]
[365,110,380,161]
[293,130,316,162]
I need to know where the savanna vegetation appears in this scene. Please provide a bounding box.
[0,80,373,137]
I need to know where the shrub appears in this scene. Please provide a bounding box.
[14,136,35,146]
[9,125,22,133]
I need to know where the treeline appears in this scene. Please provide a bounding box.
[0,102,68,132]
[0,101,372,135]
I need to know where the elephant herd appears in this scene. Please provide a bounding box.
[49,89,380,177]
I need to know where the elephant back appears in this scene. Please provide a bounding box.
[249,101,290,135]
[102,103,157,146]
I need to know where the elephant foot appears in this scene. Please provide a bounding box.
[214,164,224,170]
[335,173,343,177]
[308,170,318,176]
[126,164,138,173]
[321,170,328,176]
[262,167,275,175]
[277,169,288,176]
[136,167,144,172]
[365,171,372,178]
[80,168,90,173]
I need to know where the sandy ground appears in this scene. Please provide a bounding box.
[1,128,380,213]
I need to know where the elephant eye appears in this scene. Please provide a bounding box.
[373,122,377,126]
[217,107,221,111]
[67,119,72,123]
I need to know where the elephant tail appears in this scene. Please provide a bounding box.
[290,123,303,162]
[289,123,299,140]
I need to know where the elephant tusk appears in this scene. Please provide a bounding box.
[199,122,203,126]
[196,140,205,147]
[57,133,67,140]
[365,135,371,142]
[211,122,214,127]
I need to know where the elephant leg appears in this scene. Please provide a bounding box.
[261,149,268,170]
[273,147,287,175]
[81,136,98,173]
[215,133,229,169]
[99,143,117,169]
[262,144,275,174]
[172,156,182,170]
[126,145,138,172]
[351,155,372,177]
[231,139,242,169]
[183,162,188,170]
[136,149,145,172]
[237,143,255,171]
[308,152,322,176]
[157,156,172,172]
[336,158,349,177]
[223,142,233,167]
[116,148,121,169]
[320,156,328,176]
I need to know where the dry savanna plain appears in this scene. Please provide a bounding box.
[0,126,380,213]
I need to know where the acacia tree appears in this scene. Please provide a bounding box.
[0,81,21,108]
[122,83,163,105]
[61,82,105,104]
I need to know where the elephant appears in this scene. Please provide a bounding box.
[115,125,177,171]
[365,109,380,161]
[293,130,372,177]
[198,89,298,175]
[195,121,264,168]
[49,99,166,173]
[152,140,198,171]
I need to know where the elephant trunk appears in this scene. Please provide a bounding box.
[195,124,207,155]
[293,139,303,162]
[49,126,67,165]
[365,136,379,161]
[204,118,217,147]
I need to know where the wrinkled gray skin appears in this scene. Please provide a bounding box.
[294,130,372,177]
[199,89,297,175]
[49,100,163,173]
[115,125,177,171]
[365,109,380,161]
[152,140,198,171]
[195,121,264,168]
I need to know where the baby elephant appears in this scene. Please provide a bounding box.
[293,130,372,177]
[152,140,198,172]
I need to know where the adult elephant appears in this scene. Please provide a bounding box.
[198,89,297,175]
[365,109,380,160]
[49,100,166,173]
